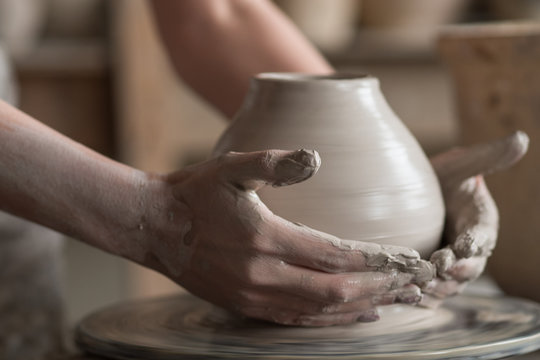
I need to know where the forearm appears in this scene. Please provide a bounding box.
[150,0,333,118]
[0,100,154,260]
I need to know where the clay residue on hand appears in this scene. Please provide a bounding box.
[358,243,435,286]
[292,222,435,286]
[430,247,456,280]
[273,149,321,187]
[433,131,529,189]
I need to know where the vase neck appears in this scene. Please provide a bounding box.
[242,73,385,112]
[254,72,378,91]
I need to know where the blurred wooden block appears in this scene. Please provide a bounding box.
[439,22,540,303]
[112,0,225,298]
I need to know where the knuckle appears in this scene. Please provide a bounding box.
[301,302,336,315]
[242,257,272,288]
[217,151,238,164]
[255,150,279,171]
[276,314,310,327]
[320,303,340,314]
[236,289,259,306]
[239,306,274,323]
[326,283,352,303]
[293,316,315,327]
[250,236,276,255]
[272,315,296,326]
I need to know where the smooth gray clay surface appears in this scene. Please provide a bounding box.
[215,73,445,258]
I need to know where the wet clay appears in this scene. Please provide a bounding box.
[291,221,434,286]
[214,73,445,258]
[428,131,529,281]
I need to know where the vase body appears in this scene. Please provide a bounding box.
[214,74,444,258]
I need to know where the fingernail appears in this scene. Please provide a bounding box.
[397,285,422,304]
[274,149,321,187]
[422,279,437,293]
[357,309,379,322]
[407,259,435,287]
[454,231,477,258]
[296,148,320,166]
[430,248,455,276]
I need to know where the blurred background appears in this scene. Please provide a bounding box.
[0,0,539,326]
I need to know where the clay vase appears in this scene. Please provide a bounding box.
[214,73,445,258]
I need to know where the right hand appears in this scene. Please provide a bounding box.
[423,131,528,307]
[142,149,434,327]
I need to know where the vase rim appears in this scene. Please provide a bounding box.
[255,72,377,84]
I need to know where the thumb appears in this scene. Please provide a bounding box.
[218,149,321,191]
[430,131,529,187]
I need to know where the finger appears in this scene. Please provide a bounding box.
[422,257,485,301]
[237,289,373,316]
[273,265,416,304]
[419,293,443,309]
[422,278,467,300]
[242,307,380,327]
[273,219,435,286]
[430,247,456,279]
[238,285,422,317]
[430,131,528,188]
[217,149,321,191]
[431,247,486,282]
[447,177,499,258]
[446,257,486,283]
[374,284,423,306]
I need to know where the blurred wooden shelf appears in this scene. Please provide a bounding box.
[14,38,114,156]
[327,29,440,65]
[14,39,108,76]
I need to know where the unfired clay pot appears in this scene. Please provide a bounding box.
[214,73,445,258]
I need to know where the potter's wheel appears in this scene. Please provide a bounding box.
[76,294,540,360]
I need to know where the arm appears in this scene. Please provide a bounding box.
[150,0,333,118]
[423,131,528,305]
[0,100,153,262]
[0,100,433,326]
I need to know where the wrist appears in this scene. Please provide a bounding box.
[105,171,169,265]
[77,166,167,265]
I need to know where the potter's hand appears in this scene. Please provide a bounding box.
[146,149,434,327]
[424,131,528,305]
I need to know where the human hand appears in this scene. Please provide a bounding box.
[142,149,434,326]
[423,131,529,306]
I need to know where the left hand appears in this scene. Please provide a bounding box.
[422,131,529,306]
